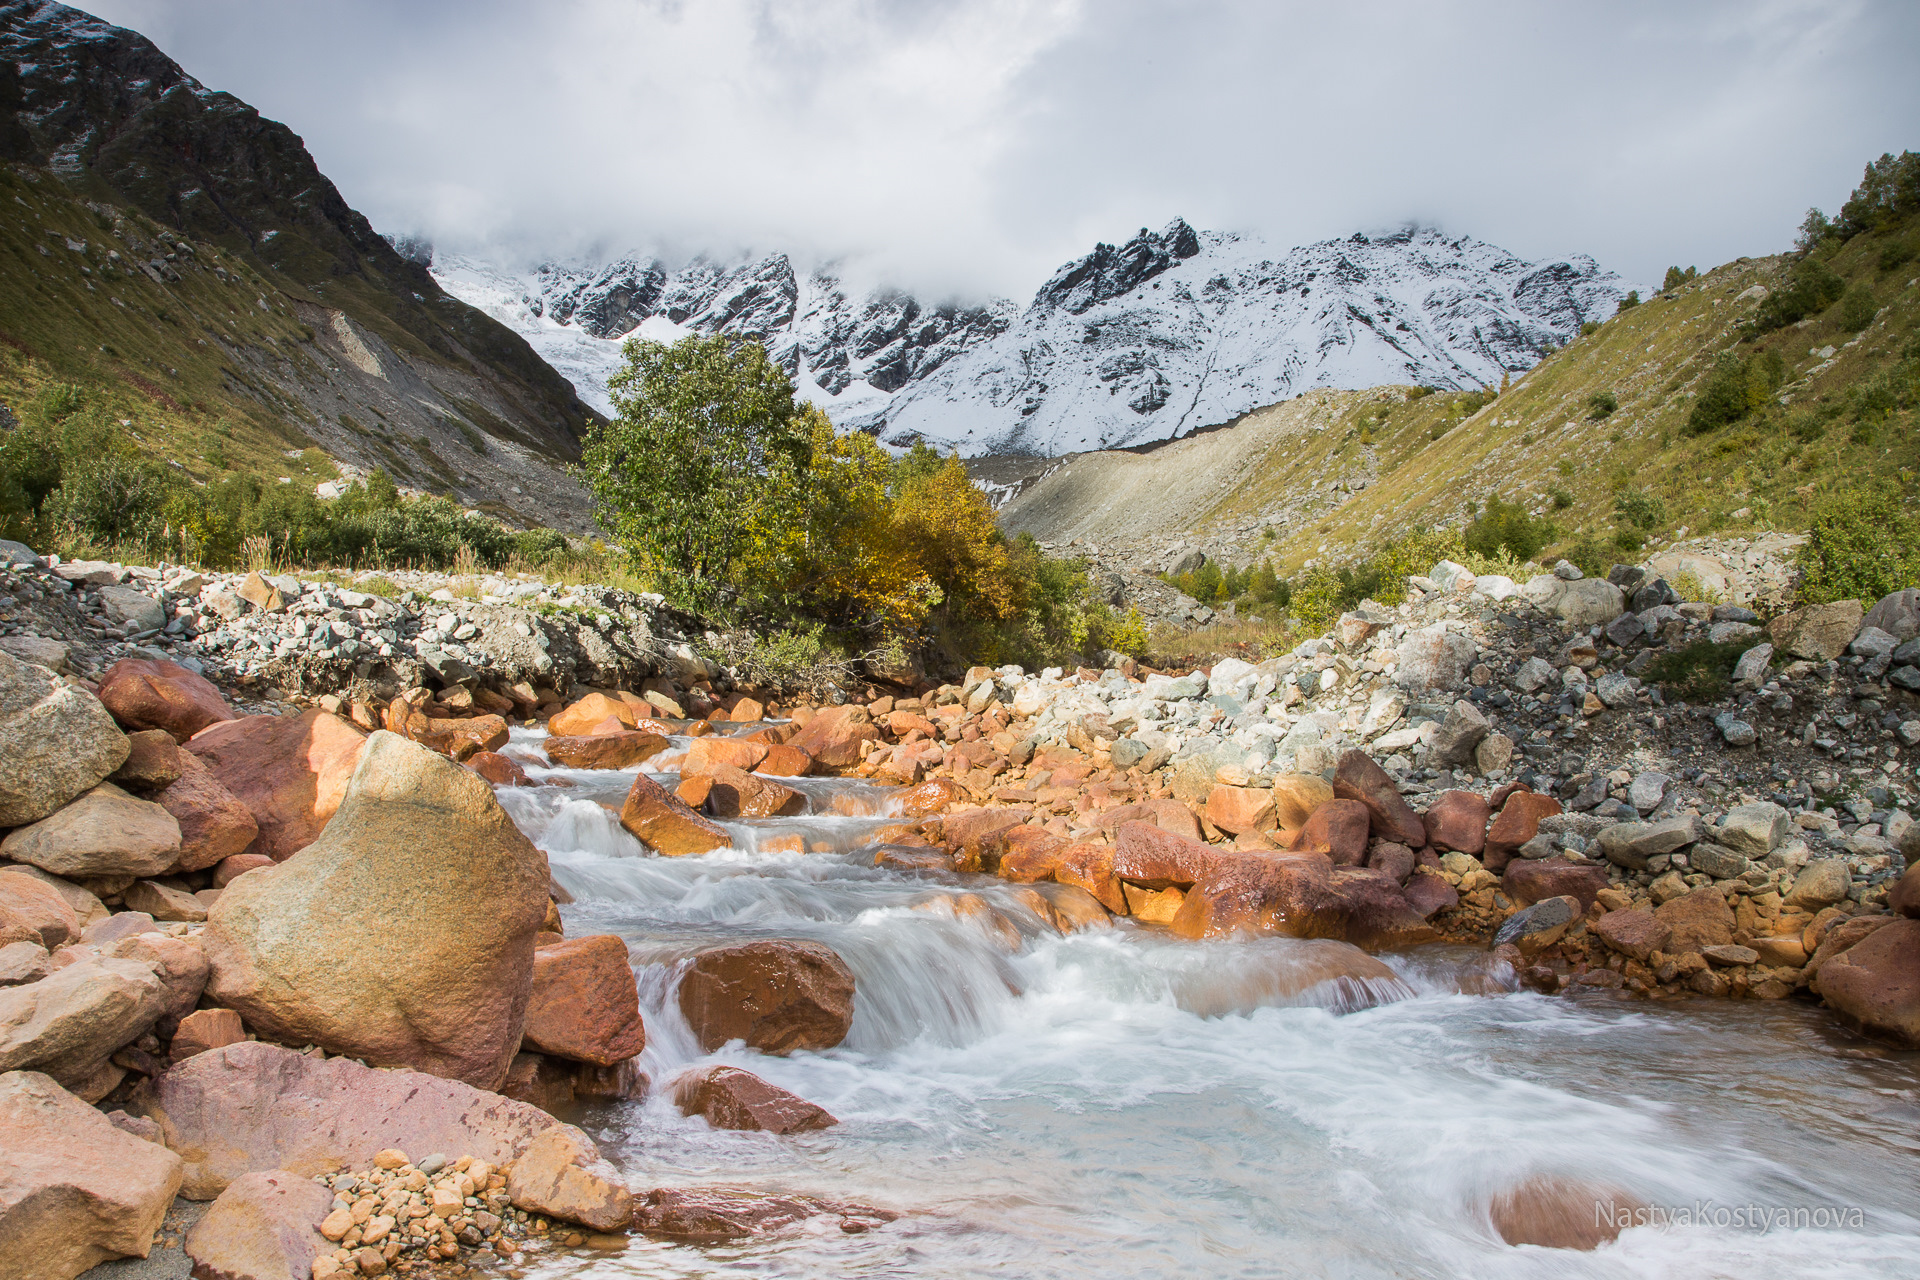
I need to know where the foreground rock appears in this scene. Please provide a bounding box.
[184,1169,333,1280]
[1487,1175,1640,1250]
[156,751,260,872]
[1813,919,1920,1044]
[618,774,732,856]
[0,1069,185,1280]
[202,732,552,1090]
[672,1065,838,1133]
[136,1041,558,1199]
[0,649,129,827]
[0,782,181,878]
[503,1126,632,1231]
[521,936,646,1067]
[676,940,856,1054]
[185,711,368,861]
[0,957,168,1099]
[97,655,235,742]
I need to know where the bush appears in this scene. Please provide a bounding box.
[1614,488,1666,533]
[1643,640,1752,703]
[1662,266,1697,292]
[1615,290,1640,313]
[1549,486,1574,509]
[1463,495,1554,562]
[1837,283,1879,332]
[1580,320,1602,337]
[1799,483,1920,604]
[1587,390,1618,420]
[1686,350,1781,435]
[1750,256,1845,334]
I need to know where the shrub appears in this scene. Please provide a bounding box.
[1463,495,1554,562]
[1880,239,1916,273]
[1580,320,1602,337]
[1587,390,1618,420]
[1687,352,1772,435]
[1798,483,1920,604]
[1614,488,1666,533]
[1643,640,1752,703]
[1615,290,1640,313]
[1549,485,1574,509]
[1837,283,1879,332]
[1750,256,1845,334]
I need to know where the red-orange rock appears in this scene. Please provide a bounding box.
[212,853,275,889]
[1814,918,1920,1044]
[671,1065,836,1134]
[1332,751,1426,847]
[1654,886,1735,952]
[157,750,259,872]
[754,744,813,777]
[522,935,646,1067]
[170,1007,246,1063]
[1054,842,1127,913]
[97,656,235,743]
[1402,868,1459,918]
[547,694,637,738]
[544,731,669,770]
[676,776,714,808]
[728,698,766,722]
[1489,1176,1641,1250]
[466,751,532,787]
[409,714,509,761]
[993,827,1071,882]
[1422,790,1490,854]
[1204,785,1276,835]
[619,774,732,855]
[682,736,770,777]
[1591,908,1670,960]
[1485,792,1564,870]
[677,939,855,1054]
[1293,800,1371,866]
[897,777,965,818]
[184,711,367,861]
[1502,858,1607,910]
[1890,864,1920,918]
[705,765,804,819]
[1271,774,1335,837]
[1168,849,1436,949]
[631,1186,894,1242]
[940,807,1031,872]
[1366,841,1415,884]
[1114,820,1218,890]
[786,705,880,772]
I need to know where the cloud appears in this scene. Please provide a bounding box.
[79,0,1920,299]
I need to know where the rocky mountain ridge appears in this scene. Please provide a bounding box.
[436,223,1627,457]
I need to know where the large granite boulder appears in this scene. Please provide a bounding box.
[201,732,551,1090]
[184,711,367,861]
[0,649,129,827]
[0,1069,184,1279]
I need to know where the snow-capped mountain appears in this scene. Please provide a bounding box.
[434,222,1627,457]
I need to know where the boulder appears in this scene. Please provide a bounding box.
[1806,916,1895,982]
[1203,785,1276,836]
[1813,919,1920,1045]
[2,867,107,929]
[1113,821,1219,889]
[0,872,79,948]
[103,932,210,1025]
[170,1007,246,1062]
[1292,800,1371,866]
[1054,842,1127,914]
[185,711,368,861]
[136,1041,557,1199]
[1402,869,1459,918]
[1331,751,1426,847]
[1422,790,1490,854]
[546,693,638,738]
[1427,700,1490,769]
[0,781,181,878]
[785,705,880,772]
[1768,599,1864,661]
[0,634,67,672]
[111,728,183,789]
[671,1064,837,1134]
[184,1169,333,1280]
[96,584,165,633]
[505,1125,632,1232]
[542,731,669,770]
[1654,887,1736,952]
[1862,588,1920,642]
[631,1186,895,1242]
[0,957,168,1099]
[1168,849,1436,950]
[1594,817,1698,871]
[1592,908,1671,961]
[212,853,274,889]
[96,657,235,743]
[705,765,804,819]
[619,773,733,855]
[755,743,813,777]
[1394,625,1476,691]
[405,713,509,761]
[156,750,261,872]
[1891,865,1920,919]
[676,940,855,1054]
[1719,802,1789,858]
[1488,1175,1639,1250]
[1501,859,1608,911]
[0,942,49,987]
[0,650,131,829]
[522,936,646,1067]
[201,732,551,1090]
[681,736,769,777]
[895,777,964,819]
[1492,895,1581,954]
[1270,774,1335,835]
[1483,792,1564,870]
[466,751,533,787]
[0,1069,184,1278]
[124,878,207,922]
[1552,579,1627,627]
[1786,858,1852,910]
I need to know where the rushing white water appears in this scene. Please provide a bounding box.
[497,728,1920,1279]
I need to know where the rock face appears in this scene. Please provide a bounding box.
[96,656,235,742]
[0,1069,185,1279]
[504,1126,632,1232]
[1814,919,1920,1044]
[184,1170,333,1280]
[0,956,168,1099]
[184,711,368,861]
[0,649,129,827]
[521,936,646,1067]
[202,732,552,1090]
[138,1041,558,1199]
[0,782,181,878]
[672,1064,837,1134]
[676,940,856,1054]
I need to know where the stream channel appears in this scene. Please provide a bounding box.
[493,722,1920,1279]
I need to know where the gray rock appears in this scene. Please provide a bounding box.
[1898,720,1920,747]
[1474,733,1515,775]
[1688,842,1752,880]
[1428,699,1490,768]
[1109,738,1149,770]
[1785,858,1852,909]
[1553,560,1584,581]
[1603,612,1645,648]
[0,651,130,827]
[1597,817,1700,870]
[1701,943,1760,966]
[1712,604,1761,624]
[1772,599,1863,661]
[1631,578,1677,612]
[1892,666,1920,692]
[1607,564,1647,593]
[0,538,44,567]
[1361,688,1406,736]
[1714,713,1757,746]
[1512,656,1558,693]
[0,635,70,673]
[1628,772,1669,815]
[1554,579,1626,627]
[96,585,166,634]
[1493,895,1580,951]
[1394,625,1476,692]
[1594,673,1637,708]
[1731,643,1773,687]
[1709,621,1764,645]
[1719,801,1789,857]
[1862,588,1920,642]
[1849,626,1900,660]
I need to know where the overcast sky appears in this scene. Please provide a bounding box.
[81,0,1920,298]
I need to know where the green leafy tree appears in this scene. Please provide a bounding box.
[1837,283,1879,332]
[1615,290,1640,313]
[578,336,811,609]
[1661,266,1697,292]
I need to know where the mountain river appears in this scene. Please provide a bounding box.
[493,724,1920,1279]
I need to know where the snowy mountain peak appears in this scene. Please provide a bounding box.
[433,222,1627,458]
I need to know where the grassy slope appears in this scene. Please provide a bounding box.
[1234,225,1919,574]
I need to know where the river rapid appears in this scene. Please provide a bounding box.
[494,725,1920,1279]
